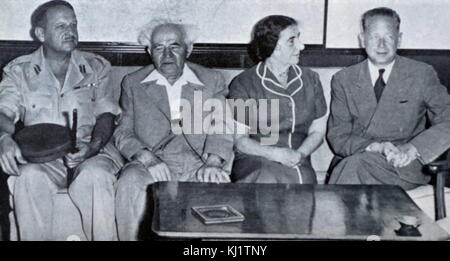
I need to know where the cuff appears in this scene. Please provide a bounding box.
[204,134,233,164]
[409,139,433,164]
[120,140,149,161]
[0,106,19,124]
[94,97,121,117]
[0,132,11,143]
[234,119,251,135]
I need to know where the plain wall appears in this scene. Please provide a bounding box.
[1,0,449,49]
[326,0,450,49]
[0,0,325,44]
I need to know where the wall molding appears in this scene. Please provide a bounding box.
[0,40,449,87]
[1,40,449,66]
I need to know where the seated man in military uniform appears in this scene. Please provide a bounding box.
[0,0,123,240]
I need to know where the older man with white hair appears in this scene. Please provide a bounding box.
[114,20,234,240]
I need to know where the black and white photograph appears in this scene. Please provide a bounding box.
[0,0,449,249]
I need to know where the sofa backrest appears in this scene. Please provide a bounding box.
[110,66,343,172]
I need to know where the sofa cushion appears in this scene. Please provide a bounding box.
[437,217,450,235]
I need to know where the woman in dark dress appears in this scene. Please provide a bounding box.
[228,15,327,184]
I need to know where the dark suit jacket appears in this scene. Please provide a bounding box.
[327,56,450,180]
[113,62,233,165]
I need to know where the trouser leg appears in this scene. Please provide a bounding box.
[116,162,156,241]
[8,180,17,241]
[232,155,304,184]
[68,155,120,241]
[8,162,65,240]
[329,152,423,190]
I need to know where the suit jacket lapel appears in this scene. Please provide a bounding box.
[365,57,412,135]
[378,56,410,102]
[141,80,172,121]
[351,60,378,129]
[180,80,205,139]
[180,82,203,106]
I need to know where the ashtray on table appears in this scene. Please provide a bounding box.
[191,204,245,225]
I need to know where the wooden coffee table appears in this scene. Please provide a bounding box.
[150,182,449,241]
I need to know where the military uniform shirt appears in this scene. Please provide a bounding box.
[0,46,121,142]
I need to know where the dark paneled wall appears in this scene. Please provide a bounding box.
[0,41,449,90]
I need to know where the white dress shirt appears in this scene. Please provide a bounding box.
[367,59,395,86]
[141,64,204,120]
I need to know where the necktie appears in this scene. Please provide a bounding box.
[374,69,386,102]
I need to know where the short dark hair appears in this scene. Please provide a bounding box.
[362,7,401,31]
[30,0,75,40]
[250,15,297,62]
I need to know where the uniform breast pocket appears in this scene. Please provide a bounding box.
[74,84,96,103]
[25,93,54,124]
[73,85,97,125]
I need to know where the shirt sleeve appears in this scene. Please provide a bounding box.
[0,63,24,123]
[311,70,327,119]
[408,66,450,163]
[227,75,256,131]
[113,75,150,160]
[203,71,234,163]
[92,57,121,117]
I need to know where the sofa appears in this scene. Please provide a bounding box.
[7,64,450,240]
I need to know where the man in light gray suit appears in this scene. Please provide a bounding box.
[327,7,450,190]
[114,20,234,240]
